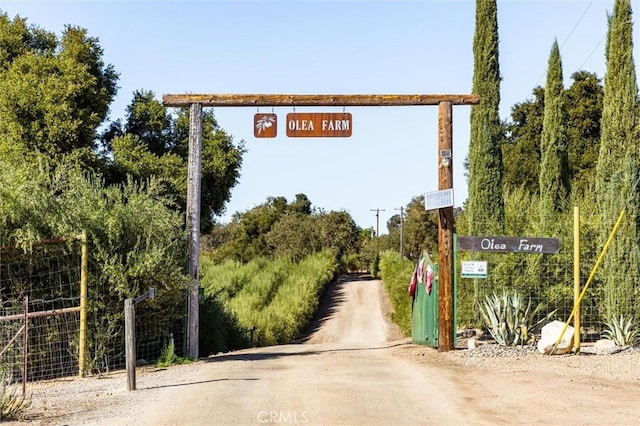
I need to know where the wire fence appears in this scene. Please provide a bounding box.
[0,242,82,384]
[455,224,640,341]
[0,238,187,387]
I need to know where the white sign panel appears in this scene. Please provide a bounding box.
[424,188,454,210]
[461,261,488,279]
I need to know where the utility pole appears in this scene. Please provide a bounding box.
[370,208,386,238]
[437,100,454,352]
[394,207,408,260]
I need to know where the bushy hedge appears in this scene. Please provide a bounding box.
[0,157,189,372]
[199,250,338,353]
[378,250,414,336]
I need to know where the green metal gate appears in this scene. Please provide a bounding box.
[411,260,439,347]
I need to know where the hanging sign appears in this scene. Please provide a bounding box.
[254,113,278,138]
[286,112,352,137]
[457,236,559,254]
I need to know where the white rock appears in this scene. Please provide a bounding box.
[593,338,616,354]
[537,320,575,355]
[468,337,477,350]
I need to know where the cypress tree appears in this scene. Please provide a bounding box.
[595,0,640,319]
[539,40,570,231]
[466,0,503,323]
[467,0,504,236]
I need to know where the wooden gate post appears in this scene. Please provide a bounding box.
[125,298,136,391]
[437,101,455,352]
[186,103,203,359]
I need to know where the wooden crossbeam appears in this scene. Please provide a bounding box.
[162,93,479,108]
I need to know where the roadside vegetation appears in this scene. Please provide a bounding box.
[199,250,338,354]
[4,0,640,381]
[378,251,415,336]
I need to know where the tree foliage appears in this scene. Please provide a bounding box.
[503,72,603,196]
[0,13,118,161]
[103,90,246,232]
[539,40,570,229]
[205,194,361,268]
[595,0,640,319]
[565,71,604,192]
[0,154,188,371]
[467,0,504,235]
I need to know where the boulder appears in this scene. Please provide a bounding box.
[593,338,617,354]
[537,320,574,355]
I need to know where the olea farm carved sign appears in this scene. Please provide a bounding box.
[254,112,352,138]
[457,236,559,254]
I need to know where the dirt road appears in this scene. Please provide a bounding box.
[23,276,640,425]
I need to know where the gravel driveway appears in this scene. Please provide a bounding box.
[12,276,640,425]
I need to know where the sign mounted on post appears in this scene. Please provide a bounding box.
[286,112,352,137]
[457,236,559,254]
[461,261,487,278]
[424,189,454,210]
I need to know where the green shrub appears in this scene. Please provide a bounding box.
[199,250,338,350]
[156,336,194,367]
[378,250,415,336]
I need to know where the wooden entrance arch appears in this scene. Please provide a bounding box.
[162,93,480,357]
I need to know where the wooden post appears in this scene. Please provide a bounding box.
[186,103,203,359]
[79,230,88,377]
[573,206,581,353]
[125,299,136,391]
[437,101,455,352]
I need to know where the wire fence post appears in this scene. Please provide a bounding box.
[79,230,88,377]
[125,299,136,391]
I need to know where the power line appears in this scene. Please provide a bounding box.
[559,0,595,52]
[534,0,596,87]
[579,34,606,71]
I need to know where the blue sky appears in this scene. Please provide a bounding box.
[0,1,627,232]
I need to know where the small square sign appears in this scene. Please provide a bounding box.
[254,113,277,138]
[461,261,488,278]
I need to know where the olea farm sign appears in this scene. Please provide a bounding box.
[254,112,352,138]
[457,236,559,254]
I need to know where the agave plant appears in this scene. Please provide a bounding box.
[478,290,556,346]
[602,315,639,347]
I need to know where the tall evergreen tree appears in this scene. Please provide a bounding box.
[595,0,640,319]
[467,0,504,236]
[539,40,570,230]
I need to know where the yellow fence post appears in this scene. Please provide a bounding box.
[79,230,88,377]
[552,209,625,352]
[573,207,580,353]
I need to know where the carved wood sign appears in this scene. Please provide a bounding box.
[457,236,559,254]
[286,113,352,137]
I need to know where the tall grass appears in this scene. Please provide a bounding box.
[378,250,415,336]
[199,250,338,351]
